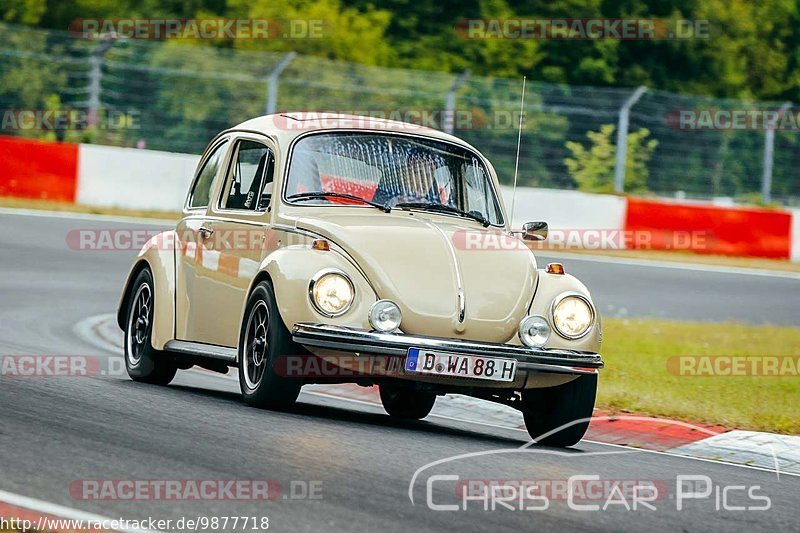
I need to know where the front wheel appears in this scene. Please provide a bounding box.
[521,374,597,447]
[379,385,436,420]
[238,280,301,409]
[124,268,178,385]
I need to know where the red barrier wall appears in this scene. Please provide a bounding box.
[0,136,78,202]
[625,198,792,259]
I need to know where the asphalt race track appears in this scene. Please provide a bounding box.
[1,210,799,532]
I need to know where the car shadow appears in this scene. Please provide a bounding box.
[152,380,587,452]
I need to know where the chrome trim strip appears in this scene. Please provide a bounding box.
[517,362,599,376]
[271,223,319,239]
[164,340,237,362]
[291,323,603,371]
[426,220,466,324]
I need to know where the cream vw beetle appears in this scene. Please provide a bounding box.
[118,113,603,447]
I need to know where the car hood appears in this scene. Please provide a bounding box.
[296,212,537,343]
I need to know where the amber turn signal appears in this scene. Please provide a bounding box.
[312,239,330,251]
[546,263,565,275]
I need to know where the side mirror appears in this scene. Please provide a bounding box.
[522,221,548,241]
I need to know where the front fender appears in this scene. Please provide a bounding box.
[254,244,379,334]
[528,271,602,354]
[117,230,176,350]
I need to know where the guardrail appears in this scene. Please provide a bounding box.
[2,135,798,261]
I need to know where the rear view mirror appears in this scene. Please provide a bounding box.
[522,221,548,241]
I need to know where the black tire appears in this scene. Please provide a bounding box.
[123,268,178,385]
[521,374,597,447]
[238,280,301,409]
[379,384,436,420]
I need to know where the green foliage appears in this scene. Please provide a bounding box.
[564,124,658,193]
[0,23,67,113]
[5,0,800,101]
[2,0,800,201]
[227,0,394,65]
[1,0,46,24]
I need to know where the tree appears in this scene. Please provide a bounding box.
[564,123,657,193]
[227,0,394,66]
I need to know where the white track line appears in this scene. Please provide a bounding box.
[0,206,175,226]
[73,313,124,354]
[0,489,161,533]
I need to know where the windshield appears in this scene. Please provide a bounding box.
[284,133,504,225]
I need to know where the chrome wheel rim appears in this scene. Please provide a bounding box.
[243,300,269,390]
[126,283,152,367]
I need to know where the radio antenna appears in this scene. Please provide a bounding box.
[509,76,526,227]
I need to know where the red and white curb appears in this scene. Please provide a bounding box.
[76,313,800,476]
[302,383,800,476]
[672,431,800,477]
[3,134,800,260]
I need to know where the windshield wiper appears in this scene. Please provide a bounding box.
[395,202,490,227]
[287,192,391,213]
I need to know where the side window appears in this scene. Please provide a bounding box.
[222,140,274,211]
[189,140,229,209]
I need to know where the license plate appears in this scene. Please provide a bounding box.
[405,348,516,382]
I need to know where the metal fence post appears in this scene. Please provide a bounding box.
[87,37,116,127]
[613,86,647,193]
[761,101,791,204]
[443,70,470,134]
[265,52,297,115]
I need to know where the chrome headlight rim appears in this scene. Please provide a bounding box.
[308,268,355,318]
[550,291,595,340]
[368,299,402,332]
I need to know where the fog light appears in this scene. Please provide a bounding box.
[369,300,402,332]
[519,315,551,347]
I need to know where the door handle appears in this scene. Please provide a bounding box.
[198,226,214,239]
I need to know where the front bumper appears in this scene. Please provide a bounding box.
[291,323,603,376]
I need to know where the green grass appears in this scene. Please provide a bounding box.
[599,318,800,434]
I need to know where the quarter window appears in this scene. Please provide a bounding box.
[189,140,229,209]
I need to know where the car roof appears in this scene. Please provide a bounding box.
[227,113,478,150]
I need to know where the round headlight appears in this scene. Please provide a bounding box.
[310,270,355,317]
[552,293,594,339]
[369,300,402,332]
[519,315,550,347]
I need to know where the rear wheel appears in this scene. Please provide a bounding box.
[238,280,301,409]
[124,268,177,385]
[379,384,436,420]
[521,374,597,447]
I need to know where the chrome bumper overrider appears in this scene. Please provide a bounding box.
[291,323,603,375]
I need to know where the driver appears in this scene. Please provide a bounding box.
[372,156,449,207]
